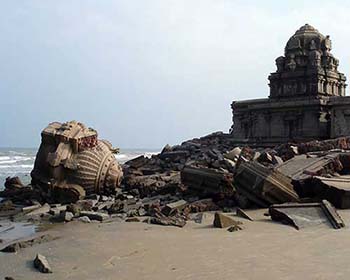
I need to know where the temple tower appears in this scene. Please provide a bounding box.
[269,24,346,99]
[231,24,350,145]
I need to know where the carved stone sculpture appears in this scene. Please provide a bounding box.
[31,121,123,202]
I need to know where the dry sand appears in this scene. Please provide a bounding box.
[1,209,350,280]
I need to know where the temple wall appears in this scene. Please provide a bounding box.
[330,97,350,137]
[231,98,330,144]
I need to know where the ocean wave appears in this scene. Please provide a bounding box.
[8,151,29,156]
[0,164,33,169]
[0,155,34,161]
[0,156,11,161]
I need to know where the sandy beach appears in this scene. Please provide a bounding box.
[1,209,350,280]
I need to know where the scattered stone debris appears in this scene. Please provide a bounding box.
[34,253,52,273]
[234,161,299,208]
[227,224,243,232]
[1,234,57,253]
[125,217,140,222]
[269,200,345,230]
[79,211,109,222]
[3,121,350,237]
[213,212,242,229]
[162,199,188,216]
[236,208,254,221]
[181,166,234,196]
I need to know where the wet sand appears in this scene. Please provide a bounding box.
[1,209,350,280]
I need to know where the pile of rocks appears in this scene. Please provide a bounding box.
[3,131,350,232]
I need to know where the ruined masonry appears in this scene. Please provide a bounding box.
[231,24,349,145]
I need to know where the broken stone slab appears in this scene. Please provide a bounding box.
[34,254,52,273]
[149,216,186,228]
[298,176,350,209]
[79,211,109,222]
[224,147,242,161]
[236,208,254,221]
[269,200,345,230]
[25,203,50,217]
[77,216,91,223]
[234,161,299,208]
[93,200,114,211]
[183,198,220,214]
[148,207,186,228]
[181,166,234,196]
[125,155,149,169]
[162,199,188,216]
[276,153,343,182]
[213,212,243,228]
[22,204,41,212]
[159,150,190,160]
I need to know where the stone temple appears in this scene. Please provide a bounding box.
[231,24,349,145]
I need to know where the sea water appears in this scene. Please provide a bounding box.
[0,147,159,190]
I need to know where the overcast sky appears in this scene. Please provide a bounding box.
[1,0,350,149]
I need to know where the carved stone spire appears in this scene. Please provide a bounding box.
[268,24,346,99]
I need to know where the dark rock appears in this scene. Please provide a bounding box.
[125,217,140,222]
[0,200,16,212]
[33,254,52,273]
[5,176,24,189]
[227,224,243,232]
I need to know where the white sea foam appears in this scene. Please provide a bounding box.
[0,164,33,169]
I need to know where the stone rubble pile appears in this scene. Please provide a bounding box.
[2,123,350,252]
[1,132,350,234]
